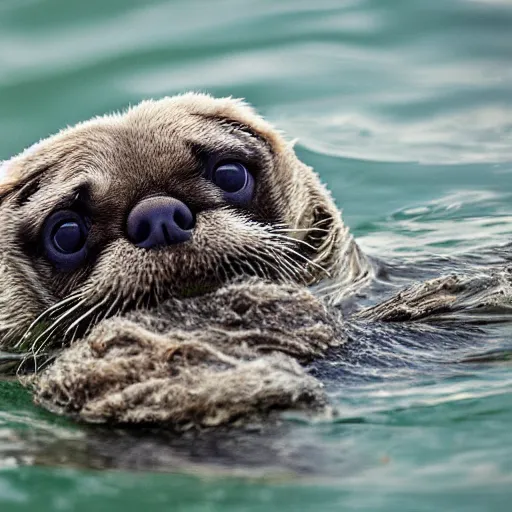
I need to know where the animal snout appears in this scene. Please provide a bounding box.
[126,196,195,249]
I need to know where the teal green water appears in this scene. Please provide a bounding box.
[1,0,512,510]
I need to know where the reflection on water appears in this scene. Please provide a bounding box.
[0,0,512,510]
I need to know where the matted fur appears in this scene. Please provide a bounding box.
[357,266,512,323]
[29,282,344,427]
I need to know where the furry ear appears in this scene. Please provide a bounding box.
[0,158,22,198]
[0,140,47,199]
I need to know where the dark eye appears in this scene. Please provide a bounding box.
[212,162,255,205]
[42,210,89,271]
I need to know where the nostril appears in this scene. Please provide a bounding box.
[133,219,151,245]
[173,207,195,231]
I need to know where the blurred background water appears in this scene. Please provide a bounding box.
[1,0,511,510]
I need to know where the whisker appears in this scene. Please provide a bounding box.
[272,227,330,234]
[277,240,331,277]
[271,232,321,253]
[29,298,88,355]
[265,247,303,281]
[15,292,83,349]
[251,251,288,282]
[102,292,122,322]
[63,296,109,338]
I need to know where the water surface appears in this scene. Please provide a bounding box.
[1,0,511,510]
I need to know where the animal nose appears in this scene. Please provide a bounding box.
[126,196,195,248]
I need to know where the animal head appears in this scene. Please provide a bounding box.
[0,93,367,356]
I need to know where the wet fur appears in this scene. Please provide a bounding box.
[0,93,370,363]
[29,281,344,427]
[1,94,509,428]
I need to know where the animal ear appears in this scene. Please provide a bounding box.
[0,140,46,199]
[0,158,22,198]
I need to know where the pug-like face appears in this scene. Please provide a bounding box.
[0,93,362,358]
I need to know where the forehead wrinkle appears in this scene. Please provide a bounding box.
[20,176,88,235]
[32,143,114,205]
[125,106,263,153]
[118,107,269,180]
[1,125,122,202]
[182,121,269,162]
[185,135,255,158]
[48,127,143,204]
[190,112,273,150]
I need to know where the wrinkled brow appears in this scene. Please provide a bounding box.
[185,138,263,166]
[0,163,48,203]
[16,180,91,241]
[184,116,273,167]
[193,114,272,150]
[0,143,78,202]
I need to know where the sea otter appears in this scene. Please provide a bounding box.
[0,93,509,427]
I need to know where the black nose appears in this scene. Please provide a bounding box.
[126,196,195,248]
